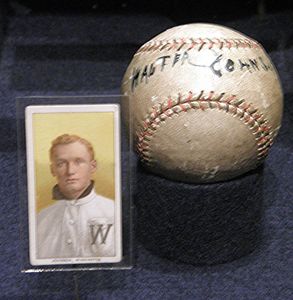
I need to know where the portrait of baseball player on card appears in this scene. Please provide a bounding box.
[25,104,122,265]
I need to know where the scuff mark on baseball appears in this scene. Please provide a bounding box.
[121,23,283,183]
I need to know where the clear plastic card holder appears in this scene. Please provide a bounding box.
[17,95,133,272]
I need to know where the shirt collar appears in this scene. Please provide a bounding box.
[52,180,95,203]
[65,188,96,206]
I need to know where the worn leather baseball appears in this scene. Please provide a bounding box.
[121,23,283,183]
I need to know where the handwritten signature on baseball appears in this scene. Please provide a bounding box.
[131,51,273,92]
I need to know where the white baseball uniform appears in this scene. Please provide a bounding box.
[37,187,115,258]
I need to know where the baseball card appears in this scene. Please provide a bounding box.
[25,104,122,265]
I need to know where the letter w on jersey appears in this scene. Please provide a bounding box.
[90,224,113,245]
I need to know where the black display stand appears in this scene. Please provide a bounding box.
[134,162,264,266]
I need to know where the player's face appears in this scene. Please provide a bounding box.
[50,141,97,199]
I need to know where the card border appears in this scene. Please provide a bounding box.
[25,104,122,266]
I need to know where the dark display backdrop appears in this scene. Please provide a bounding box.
[6,0,293,20]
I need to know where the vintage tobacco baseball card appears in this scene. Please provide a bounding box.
[25,104,122,265]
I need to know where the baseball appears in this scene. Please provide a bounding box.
[121,23,283,183]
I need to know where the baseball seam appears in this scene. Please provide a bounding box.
[136,91,273,164]
[136,38,260,54]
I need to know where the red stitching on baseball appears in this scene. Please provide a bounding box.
[136,91,273,163]
[225,94,236,103]
[137,37,261,54]
[187,39,196,50]
[207,91,214,100]
[167,97,173,109]
[187,91,193,101]
[180,104,187,112]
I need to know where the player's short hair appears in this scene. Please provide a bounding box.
[50,134,95,161]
